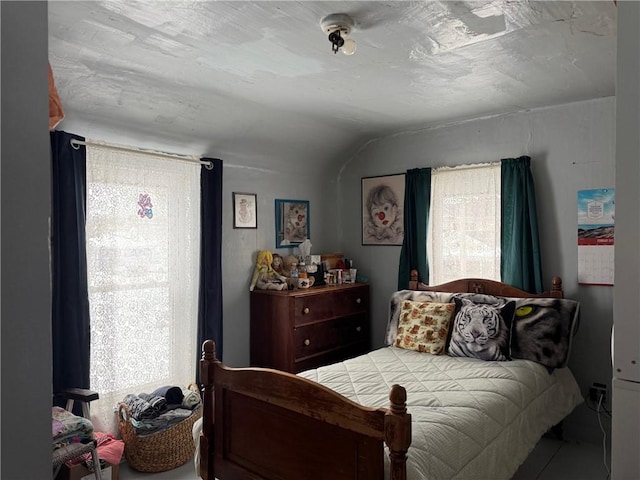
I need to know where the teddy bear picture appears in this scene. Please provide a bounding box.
[284,203,307,242]
[275,199,310,247]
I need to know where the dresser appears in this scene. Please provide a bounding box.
[250,283,370,373]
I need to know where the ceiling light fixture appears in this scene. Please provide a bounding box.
[320,13,357,56]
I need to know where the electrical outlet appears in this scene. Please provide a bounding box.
[589,382,607,404]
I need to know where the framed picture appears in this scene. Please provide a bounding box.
[275,199,309,248]
[233,192,257,229]
[361,173,405,245]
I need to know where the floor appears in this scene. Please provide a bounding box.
[118,437,611,480]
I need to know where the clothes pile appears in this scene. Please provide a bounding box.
[66,431,125,470]
[52,406,95,448]
[120,385,201,435]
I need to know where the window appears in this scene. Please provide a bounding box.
[85,148,201,433]
[428,163,501,285]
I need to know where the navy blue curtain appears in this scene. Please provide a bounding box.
[501,156,543,293]
[197,158,223,379]
[397,168,431,289]
[51,130,90,409]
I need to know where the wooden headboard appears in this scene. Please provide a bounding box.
[408,270,564,298]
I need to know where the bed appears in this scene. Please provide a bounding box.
[198,272,582,480]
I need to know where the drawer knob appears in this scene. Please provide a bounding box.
[356,298,362,304]
[356,326,362,332]
[304,339,310,346]
[303,307,310,314]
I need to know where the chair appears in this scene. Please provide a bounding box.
[64,387,99,419]
[53,441,102,480]
[52,388,103,480]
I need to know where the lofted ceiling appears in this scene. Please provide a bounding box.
[48,1,617,164]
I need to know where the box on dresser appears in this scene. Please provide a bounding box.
[250,283,370,373]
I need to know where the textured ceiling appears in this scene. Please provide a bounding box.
[48,1,617,163]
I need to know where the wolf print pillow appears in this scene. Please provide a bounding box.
[510,297,580,369]
[448,297,515,361]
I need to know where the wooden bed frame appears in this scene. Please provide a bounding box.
[199,272,564,480]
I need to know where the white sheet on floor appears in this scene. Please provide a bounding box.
[299,346,583,480]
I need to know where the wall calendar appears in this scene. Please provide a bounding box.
[577,188,615,286]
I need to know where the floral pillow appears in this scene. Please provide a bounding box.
[447,297,515,361]
[394,300,456,354]
[386,290,455,346]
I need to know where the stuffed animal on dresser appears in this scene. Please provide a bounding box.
[249,250,287,291]
[281,255,299,278]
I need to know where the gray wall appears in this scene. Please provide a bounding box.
[336,97,615,441]
[1,2,52,478]
[218,152,341,367]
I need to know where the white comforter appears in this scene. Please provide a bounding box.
[299,346,582,480]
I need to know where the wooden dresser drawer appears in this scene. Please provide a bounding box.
[293,294,335,324]
[332,285,368,318]
[250,283,370,373]
[294,285,369,325]
[294,315,369,359]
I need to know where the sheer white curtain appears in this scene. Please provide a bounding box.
[428,162,501,285]
[85,148,200,434]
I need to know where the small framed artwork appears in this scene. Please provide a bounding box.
[233,192,257,229]
[275,199,310,248]
[362,173,405,245]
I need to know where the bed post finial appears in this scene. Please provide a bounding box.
[202,339,216,361]
[199,340,218,480]
[389,384,407,414]
[551,276,563,298]
[409,270,419,290]
[385,384,411,480]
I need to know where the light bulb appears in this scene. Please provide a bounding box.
[342,39,357,56]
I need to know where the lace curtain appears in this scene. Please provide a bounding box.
[428,163,501,285]
[85,148,201,434]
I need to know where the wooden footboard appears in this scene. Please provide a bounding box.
[199,340,411,480]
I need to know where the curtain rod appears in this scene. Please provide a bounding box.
[433,161,500,173]
[70,139,213,170]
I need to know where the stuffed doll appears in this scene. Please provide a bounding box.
[271,253,284,275]
[249,250,287,291]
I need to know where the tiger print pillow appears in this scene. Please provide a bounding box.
[447,297,515,361]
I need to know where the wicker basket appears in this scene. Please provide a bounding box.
[118,399,202,472]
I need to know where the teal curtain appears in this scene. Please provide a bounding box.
[398,168,431,289]
[501,156,543,293]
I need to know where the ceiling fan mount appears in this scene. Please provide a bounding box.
[320,13,357,55]
[320,13,354,36]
